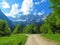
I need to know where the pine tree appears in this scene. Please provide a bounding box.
[0,20,11,36]
[13,24,23,34]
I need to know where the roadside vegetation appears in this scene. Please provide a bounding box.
[0,34,27,45]
[40,0,60,44]
[42,34,60,42]
[41,34,60,45]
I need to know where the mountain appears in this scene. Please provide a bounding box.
[0,9,46,26]
[0,9,14,29]
[8,14,46,26]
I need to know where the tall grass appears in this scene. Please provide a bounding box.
[41,34,60,42]
[0,34,27,45]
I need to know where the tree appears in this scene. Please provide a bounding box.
[23,23,40,34]
[40,15,52,33]
[13,24,23,34]
[23,23,34,34]
[40,0,60,34]
[50,0,60,33]
[0,20,11,36]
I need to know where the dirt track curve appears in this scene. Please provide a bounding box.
[25,34,57,45]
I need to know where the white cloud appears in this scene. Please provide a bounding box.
[34,12,37,15]
[5,3,19,18]
[10,3,19,15]
[34,2,40,5]
[13,19,27,22]
[38,11,44,16]
[6,13,16,18]
[20,0,33,15]
[41,0,46,3]
[34,0,46,5]
[5,0,33,17]
[1,1,10,8]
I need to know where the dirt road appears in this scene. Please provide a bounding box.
[25,34,57,45]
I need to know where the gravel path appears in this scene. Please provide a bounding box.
[25,34,57,45]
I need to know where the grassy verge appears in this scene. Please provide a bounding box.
[41,34,60,42]
[41,34,60,45]
[0,34,27,45]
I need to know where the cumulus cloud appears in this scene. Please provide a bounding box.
[1,1,10,8]
[34,2,40,5]
[20,0,33,15]
[5,0,33,17]
[6,3,19,18]
[41,0,46,3]
[34,0,46,5]
[13,19,27,22]
[10,3,19,15]
[34,12,37,15]
[38,11,44,16]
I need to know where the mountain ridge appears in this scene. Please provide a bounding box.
[0,9,15,29]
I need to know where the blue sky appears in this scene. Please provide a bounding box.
[0,0,52,18]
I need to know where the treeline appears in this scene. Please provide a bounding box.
[0,20,41,36]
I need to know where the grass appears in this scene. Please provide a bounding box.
[0,34,27,45]
[41,34,60,42]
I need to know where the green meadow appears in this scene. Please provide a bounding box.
[0,34,27,45]
[42,34,60,42]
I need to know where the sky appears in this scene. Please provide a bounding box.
[0,0,52,18]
